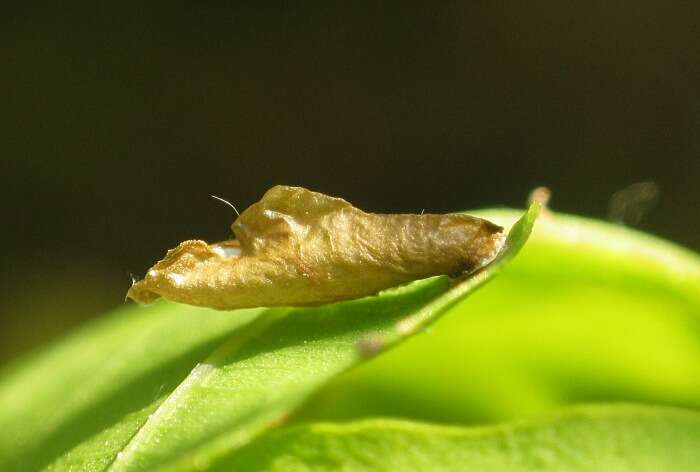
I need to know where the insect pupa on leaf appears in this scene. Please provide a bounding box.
[127,185,506,310]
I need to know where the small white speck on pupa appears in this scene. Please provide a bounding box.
[168,273,185,286]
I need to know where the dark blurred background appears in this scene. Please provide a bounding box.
[2,2,699,363]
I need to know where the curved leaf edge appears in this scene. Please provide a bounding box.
[356,202,540,351]
[472,207,700,306]
[215,403,700,471]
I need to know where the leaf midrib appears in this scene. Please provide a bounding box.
[106,309,288,471]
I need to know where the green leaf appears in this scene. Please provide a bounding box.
[297,209,700,425]
[0,204,539,471]
[214,404,700,471]
[0,303,265,471]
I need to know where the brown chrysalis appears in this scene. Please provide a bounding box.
[127,185,505,309]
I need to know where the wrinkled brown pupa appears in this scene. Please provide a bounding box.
[127,185,505,309]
